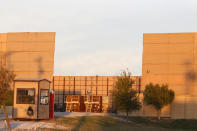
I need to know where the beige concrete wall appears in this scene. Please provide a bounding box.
[0,32,55,82]
[0,33,7,67]
[142,33,197,119]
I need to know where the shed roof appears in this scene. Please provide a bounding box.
[14,78,51,82]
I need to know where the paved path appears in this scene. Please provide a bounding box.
[55,112,113,117]
[0,112,113,119]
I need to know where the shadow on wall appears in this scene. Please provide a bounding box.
[0,52,12,69]
[184,60,196,94]
[35,56,44,78]
[129,59,197,118]
[177,61,197,119]
[1,52,45,79]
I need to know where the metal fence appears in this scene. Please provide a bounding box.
[53,76,141,112]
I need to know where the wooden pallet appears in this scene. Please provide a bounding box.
[84,96,102,112]
[65,95,85,112]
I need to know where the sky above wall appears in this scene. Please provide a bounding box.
[0,0,197,76]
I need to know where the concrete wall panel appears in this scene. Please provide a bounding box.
[143,44,169,54]
[142,32,197,119]
[0,32,55,82]
[143,54,169,64]
[143,33,168,44]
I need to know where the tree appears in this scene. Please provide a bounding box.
[143,83,175,120]
[112,70,141,122]
[0,90,13,107]
[0,66,15,131]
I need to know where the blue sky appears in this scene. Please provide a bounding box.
[0,0,197,76]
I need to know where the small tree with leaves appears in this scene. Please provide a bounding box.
[113,70,141,122]
[0,66,15,131]
[143,83,175,120]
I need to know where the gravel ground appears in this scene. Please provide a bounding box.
[0,120,67,131]
[0,114,11,121]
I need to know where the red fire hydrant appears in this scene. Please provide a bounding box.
[49,89,54,120]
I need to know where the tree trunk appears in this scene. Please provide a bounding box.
[3,103,11,131]
[126,111,128,122]
[157,109,161,120]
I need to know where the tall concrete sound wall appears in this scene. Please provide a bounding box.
[0,33,7,67]
[0,32,55,82]
[2,32,197,118]
[142,33,197,119]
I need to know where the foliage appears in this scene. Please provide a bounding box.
[112,70,141,119]
[143,83,175,120]
[0,90,13,107]
[0,66,15,131]
[0,66,15,106]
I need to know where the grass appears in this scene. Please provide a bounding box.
[160,119,197,130]
[51,116,197,131]
[123,116,197,130]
